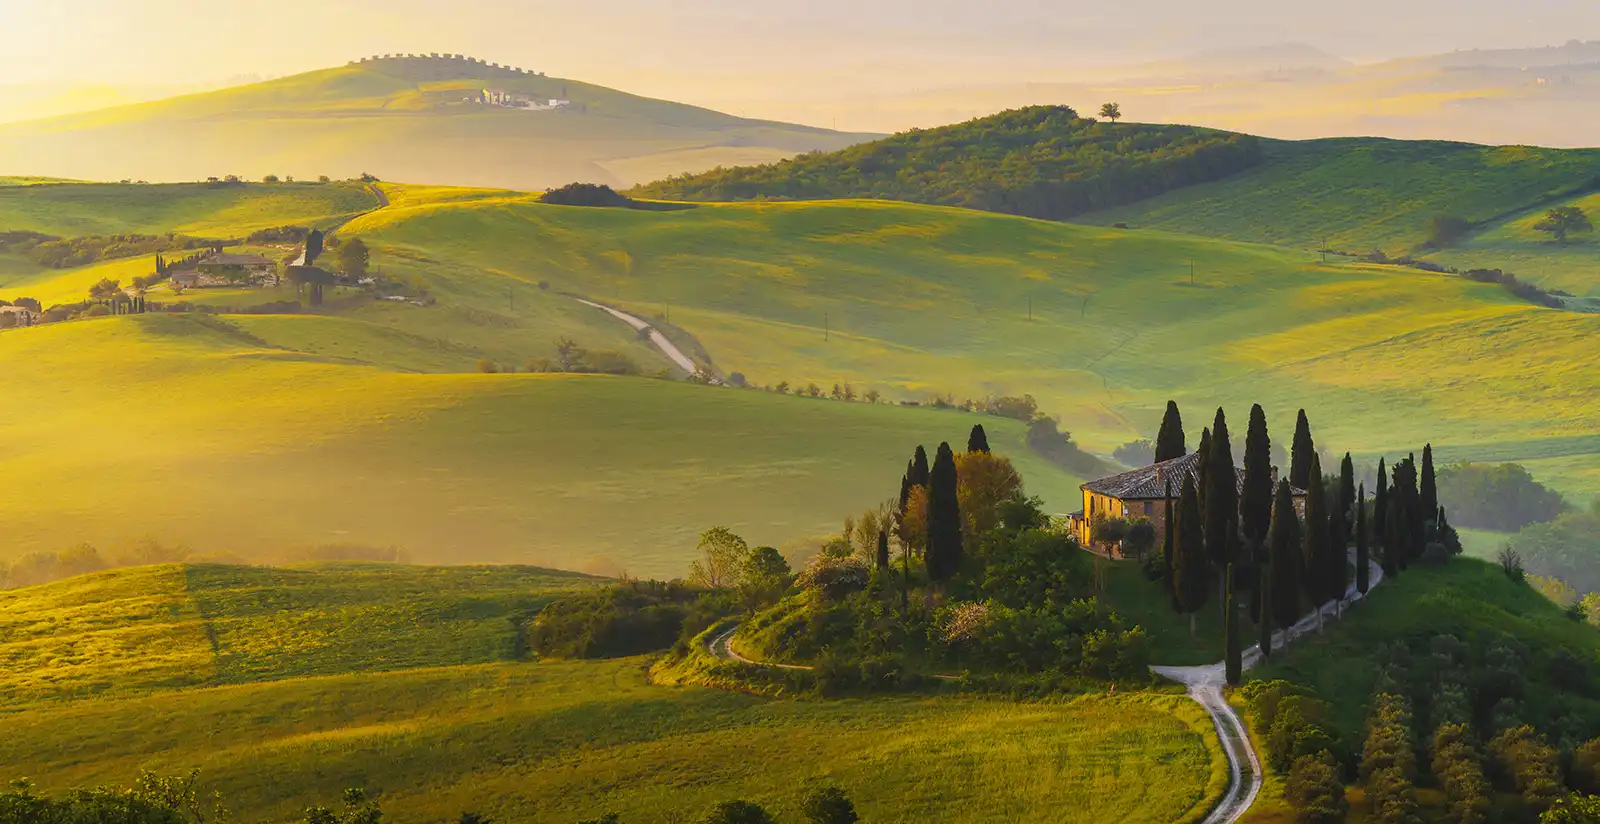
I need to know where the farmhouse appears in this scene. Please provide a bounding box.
[197,253,273,275]
[168,271,202,289]
[1067,451,1307,551]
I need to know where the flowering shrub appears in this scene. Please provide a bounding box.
[940,601,992,644]
[796,555,870,600]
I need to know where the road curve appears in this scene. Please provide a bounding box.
[574,298,701,376]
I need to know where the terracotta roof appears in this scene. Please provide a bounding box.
[1082,451,1306,500]
[201,253,273,267]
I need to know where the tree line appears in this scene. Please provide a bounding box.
[633,106,1265,223]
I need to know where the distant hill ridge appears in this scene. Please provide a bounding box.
[633,106,1265,222]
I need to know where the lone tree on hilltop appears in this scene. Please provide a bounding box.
[1155,400,1186,462]
[1289,409,1315,490]
[688,526,750,589]
[1204,408,1239,570]
[1532,205,1593,245]
[1268,479,1302,630]
[1173,473,1210,634]
[1099,102,1123,124]
[967,424,991,454]
[925,442,963,583]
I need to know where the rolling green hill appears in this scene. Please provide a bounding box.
[634,106,1265,221]
[0,564,1225,824]
[1425,189,1600,298]
[0,56,873,190]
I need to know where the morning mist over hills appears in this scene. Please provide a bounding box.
[6,2,1600,823]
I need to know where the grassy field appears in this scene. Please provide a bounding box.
[0,564,1225,824]
[343,192,1600,506]
[0,313,1082,576]
[1079,138,1600,253]
[0,59,871,190]
[1426,190,1600,298]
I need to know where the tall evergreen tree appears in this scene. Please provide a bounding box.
[1383,461,1407,577]
[1339,453,1356,544]
[1420,443,1438,528]
[1394,456,1422,568]
[967,424,991,454]
[1258,563,1273,659]
[1356,483,1370,594]
[911,445,930,488]
[1302,453,1331,621]
[1241,404,1274,559]
[1162,478,1176,601]
[896,461,915,517]
[925,442,963,583]
[1224,563,1242,686]
[1289,409,1315,490]
[1196,427,1213,514]
[1155,400,1187,462]
[875,529,890,571]
[1203,409,1239,570]
[305,228,325,265]
[1268,480,1302,630]
[1173,474,1210,635]
[1373,457,1388,548]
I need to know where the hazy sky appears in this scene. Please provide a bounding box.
[3,0,1599,99]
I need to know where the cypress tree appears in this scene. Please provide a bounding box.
[1302,453,1331,622]
[1420,443,1438,528]
[1373,457,1388,548]
[1339,453,1356,545]
[1224,563,1242,686]
[967,424,990,454]
[306,228,325,264]
[1155,400,1186,462]
[911,445,930,488]
[1241,404,1274,559]
[896,461,915,518]
[1173,474,1210,635]
[1162,478,1176,603]
[1289,409,1315,490]
[925,442,963,583]
[1383,462,1406,577]
[1258,563,1273,659]
[1356,483,1370,594]
[1196,427,1212,513]
[1269,480,1302,630]
[1203,408,1239,570]
[876,529,890,571]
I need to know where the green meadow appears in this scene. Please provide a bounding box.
[0,565,1225,824]
[1427,189,1600,298]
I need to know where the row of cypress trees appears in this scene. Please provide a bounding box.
[1156,402,1447,683]
[892,425,992,589]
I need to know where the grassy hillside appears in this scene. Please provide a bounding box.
[0,564,1224,824]
[0,57,873,190]
[0,314,1081,576]
[1079,138,1600,252]
[1426,190,1600,298]
[342,193,1600,505]
[634,106,1265,221]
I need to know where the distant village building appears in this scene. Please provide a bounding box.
[0,305,37,327]
[168,271,202,289]
[1066,451,1308,553]
[197,253,273,275]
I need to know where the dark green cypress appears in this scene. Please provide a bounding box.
[1203,408,1239,570]
[1420,443,1438,529]
[1302,452,1330,613]
[1155,400,1186,463]
[1289,409,1315,490]
[1196,427,1212,514]
[1373,457,1388,548]
[1339,453,1356,545]
[1269,480,1302,630]
[1383,461,1406,577]
[1241,404,1274,559]
[1258,563,1273,659]
[897,461,915,518]
[1173,474,1210,635]
[925,442,962,583]
[875,529,890,571]
[911,445,930,488]
[1224,563,1242,686]
[1163,478,1176,605]
[1356,483,1370,594]
[967,424,991,454]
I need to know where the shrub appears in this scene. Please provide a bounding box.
[528,582,700,658]
[795,555,870,600]
[1432,723,1490,824]
[476,359,499,374]
[1438,463,1567,531]
[800,786,859,824]
[1112,438,1156,466]
[1499,546,1526,583]
[1284,750,1348,823]
[1489,725,1565,814]
[541,182,636,208]
[581,350,640,376]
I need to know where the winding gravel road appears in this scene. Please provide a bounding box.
[574,298,700,375]
[707,549,1385,824]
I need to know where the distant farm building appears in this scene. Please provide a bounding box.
[479,89,571,110]
[197,253,273,275]
[1067,451,1308,555]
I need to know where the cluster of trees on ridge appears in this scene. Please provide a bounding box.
[633,106,1264,222]
[0,774,873,824]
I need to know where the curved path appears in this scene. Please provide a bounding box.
[707,551,1385,824]
[573,298,703,376]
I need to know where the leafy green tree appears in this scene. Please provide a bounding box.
[1542,795,1600,823]
[1204,408,1239,570]
[688,526,751,588]
[1425,213,1470,248]
[1284,750,1348,823]
[925,442,963,583]
[1099,102,1123,123]
[1155,400,1186,462]
[1490,725,1565,814]
[701,800,776,824]
[1269,480,1302,629]
[1224,563,1241,685]
[967,424,990,454]
[1432,723,1489,824]
[305,789,381,824]
[1289,409,1315,490]
[337,237,370,279]
[801,786,859,824]
[1532,205,1593,244]
[1173,474,1210,634]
